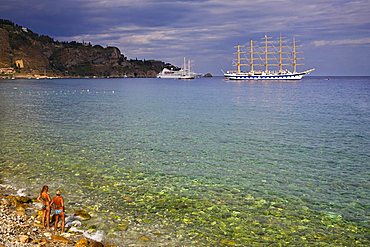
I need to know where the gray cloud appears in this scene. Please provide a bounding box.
[1,0,370,75]
[312,38,370,47]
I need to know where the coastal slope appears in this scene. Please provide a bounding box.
[0,19,174,78]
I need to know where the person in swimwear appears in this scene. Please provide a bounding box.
[37,185,51,230]
[51,190,65,234]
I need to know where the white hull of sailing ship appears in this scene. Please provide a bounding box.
[224,35,314,80]
[157,57,196,79]
[224,69,314,80]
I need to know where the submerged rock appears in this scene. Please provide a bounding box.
[220,239,236,246]
[117,222,129,231]
[51,235,71,244]
[74,209,91,220]
[16,196,33,204]
[89,240,104,247]
[123,196,134,203]
[138,235,151,242]
[75,237,89,247]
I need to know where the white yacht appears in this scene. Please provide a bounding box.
[157,57,196,79]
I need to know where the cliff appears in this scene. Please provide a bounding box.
[0,19,175,78]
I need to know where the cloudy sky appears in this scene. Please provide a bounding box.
[1,0,370,75]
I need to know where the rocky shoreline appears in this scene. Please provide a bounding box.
[0,185,109,247]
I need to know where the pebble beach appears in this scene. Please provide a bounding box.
[0,185,107,247]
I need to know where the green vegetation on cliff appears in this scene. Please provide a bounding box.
[0,19,175,77]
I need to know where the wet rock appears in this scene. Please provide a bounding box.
[87,224,97,231]
[19,234,30,243]
[51,234,71,243]
[31,237,48,244]
[123,196,134,203]
[41,237,49,244]
[34,222,44,228]
[6,195,17,206]
[66,219,82,228]
[16,196,33,204]
[89,240,104,247]
[0,198,11,206]
[74,209,91,220]
[117,222,129,231]
[220,239,236,246]
[138,235,151,241]
[75,237,89,247]
[16,205,26,216]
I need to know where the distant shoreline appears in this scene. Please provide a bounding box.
[0,73,156,80]
[1,75,369,80]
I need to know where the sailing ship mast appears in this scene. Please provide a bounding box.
[293,37,297,73]
[237,45,241,73]
[225,34,314,80]
[292,37,304,73]
[264,35,269,73]
[234,44,247,73]
[236,35,305,74]
[277,33,290,74]
[249,40,254,73]
[260,35,276,73]
[188,59,191,77]
[279,34,283,73]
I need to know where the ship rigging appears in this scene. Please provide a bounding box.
[224,34,314,80]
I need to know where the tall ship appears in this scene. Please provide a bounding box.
[224,35,314,80]
[157,57,197,79]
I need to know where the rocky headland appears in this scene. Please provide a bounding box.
[0,19,176,79]
[0,185,110,247]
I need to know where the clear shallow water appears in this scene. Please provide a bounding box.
[0,77,369,246]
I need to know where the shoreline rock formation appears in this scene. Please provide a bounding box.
[0,185,109,247]
[0,19,177,78]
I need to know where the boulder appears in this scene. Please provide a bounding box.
[123,196,134,203]
[0,198,11,206]
[74,209,91,220]
[89,240,104,247]
[16,206,26,216]
[138,235,151,242]
[75,237,89,247]
[16,196,33,204]
[51,235,71,244]
[19,235,30,243]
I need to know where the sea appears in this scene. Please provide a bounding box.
[0,77,369,246]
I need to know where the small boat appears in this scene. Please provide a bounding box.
[157,57,197,79]
[224,35,314,80]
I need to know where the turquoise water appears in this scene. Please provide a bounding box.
[1,77,369,246]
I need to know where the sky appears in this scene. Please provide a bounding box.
[1,0,370,76]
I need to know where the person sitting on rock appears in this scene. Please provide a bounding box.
[37,185,51,230]
[51,190,65,234]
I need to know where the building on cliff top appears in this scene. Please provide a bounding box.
[15,59,24,69]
